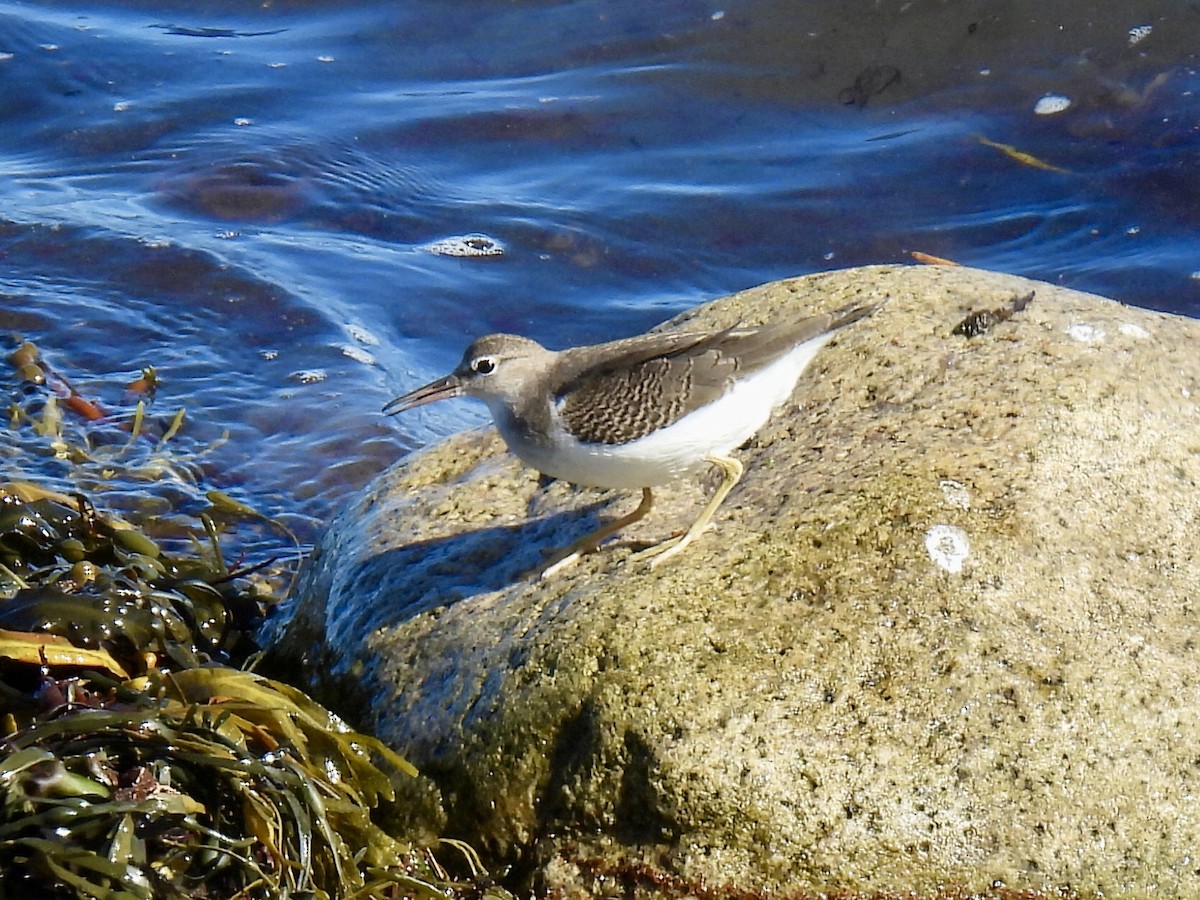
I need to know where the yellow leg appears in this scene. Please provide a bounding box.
[540,487,654,579]
[641,455,743,569]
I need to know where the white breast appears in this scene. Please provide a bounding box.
[487,331,836,490]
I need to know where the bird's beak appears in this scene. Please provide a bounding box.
[382,373,462,415]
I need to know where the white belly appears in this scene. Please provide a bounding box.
[488,332,834,489]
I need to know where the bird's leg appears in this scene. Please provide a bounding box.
[639,455,743,569]
[540,487,654,579]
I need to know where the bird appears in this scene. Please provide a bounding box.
[384,299,880,577]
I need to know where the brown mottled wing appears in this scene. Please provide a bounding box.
[553,300,879,445]
[556,349,739,444]
[548,329,728,444]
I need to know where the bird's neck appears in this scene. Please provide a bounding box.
[484,394,559,449]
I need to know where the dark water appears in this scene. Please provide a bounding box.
[2,0,1197,545]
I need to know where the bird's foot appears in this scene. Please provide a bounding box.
[537,487,655,580]
[539,543,593,579]
[628,531,695,569]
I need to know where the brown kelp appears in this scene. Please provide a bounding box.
[1,339,507,898]
[0,484,480,898]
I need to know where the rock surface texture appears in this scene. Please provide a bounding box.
[268,265,1200,898]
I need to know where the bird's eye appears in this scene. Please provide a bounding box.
[471,356,496,375]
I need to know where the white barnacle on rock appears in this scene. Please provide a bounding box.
[939,479,971,510]
[1119,323,1150,339]
[925,524,969,574]
[1066,323,1106,344]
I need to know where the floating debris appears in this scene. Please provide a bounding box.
[425,234,505,258]
[975,134,1070,174]
[154,24,287,38]
[124,366,158,400]
[1128,24,1152,46]
[1034,94,1072,115]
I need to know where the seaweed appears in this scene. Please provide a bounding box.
[0,337,508,899]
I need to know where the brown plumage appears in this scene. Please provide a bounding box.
[551,302,874,444]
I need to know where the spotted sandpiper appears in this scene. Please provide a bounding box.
[384,299,879,576]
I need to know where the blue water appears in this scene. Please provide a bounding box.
[2,0,1197,543]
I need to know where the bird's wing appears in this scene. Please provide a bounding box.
[550,300,880,445]
[551,329,744,445]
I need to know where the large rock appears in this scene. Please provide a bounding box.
[266,265,1200,897]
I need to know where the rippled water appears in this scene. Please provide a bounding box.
[2,0,1197,544]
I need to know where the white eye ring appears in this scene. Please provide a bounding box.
[471,356,496,375]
